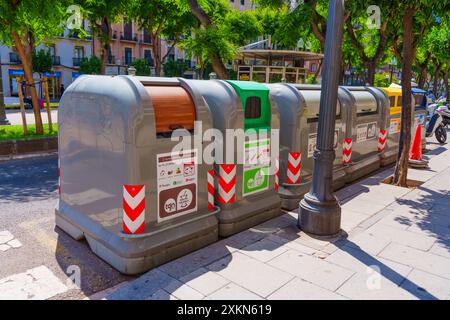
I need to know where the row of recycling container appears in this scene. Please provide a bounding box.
[56,76,428,274]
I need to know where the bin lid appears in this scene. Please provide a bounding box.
[225,80,271,131]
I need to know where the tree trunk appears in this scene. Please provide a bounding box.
[12,31,43,134]
[432,59,441,97]
[418,67,428,89]
[393,6,415,187]
[187,0,229,79]
[152,35,162,76]
[99,18,112,74]
[366,61,376,86]
[445,65,449,104]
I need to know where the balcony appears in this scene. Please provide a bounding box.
[122,56,136,66]
[120,32,138,42]
[52,55,61,65]
[107,56,116,65]
[142,34,152,44]
[9,52,22,64]
[73,57,84,67]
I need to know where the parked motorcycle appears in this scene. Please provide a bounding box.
[426,104,450,143]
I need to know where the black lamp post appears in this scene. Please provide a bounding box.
[298,0,345,236]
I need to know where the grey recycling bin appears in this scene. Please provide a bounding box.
[56,75,219,275]
[340,87,389,182]
[412,88,428,150]
[268,84,348,210]
[185,79,281,236]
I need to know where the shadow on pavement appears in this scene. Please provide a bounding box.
[0,155,58,203]
[102,212,436,300]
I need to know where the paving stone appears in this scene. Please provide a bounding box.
[159,241,234,280]
[239,238,289,263]
[400,268,450,300]
[164,278,204,300]
[275,225,337,251]
[251,214,296,233]
[222,229,269,250]
[207,252,293,298]
[336,272,418,300]
[268,277,348,300]
[205,283,262,300]
[325,246,411,285]
[428,242,450,259]
[7,239,22,248]
[0,230,14,244]
[266,234,318,255]
[179,268,230,296]
[341,210,371,231]
[268,250,354,292]
[0,266,68,300]
[145,289,178,300]
[365,223,436,251]
[87,281,129,300]
[405,223,450,242]
[379,243,450,280]
[429,204,450,217]
[346,232,391,255]
[106,269,178,300]
[341,198,386,216]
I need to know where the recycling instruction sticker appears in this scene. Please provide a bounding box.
[308,130,339,158]
[243,138,271,197]
[356,122,378,143]
[390,118,401,134]
[157,149,198,222]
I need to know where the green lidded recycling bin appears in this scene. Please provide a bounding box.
[185,79,281,237]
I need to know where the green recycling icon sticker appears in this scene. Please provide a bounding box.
[243,137,271,197]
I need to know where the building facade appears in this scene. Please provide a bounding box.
[0,21,92,99]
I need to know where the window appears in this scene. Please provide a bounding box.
[414,94,424,107]
[144,49,153,67]
[389,96,395,108]
[397,96,402,107]
[49,44,56,57]
[124,47,132,65]
[240,0,245,5]
[245,97,261,119]
[74,46,84,59]
[311,63,317,73]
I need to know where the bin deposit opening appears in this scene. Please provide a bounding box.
[145,86,196,137]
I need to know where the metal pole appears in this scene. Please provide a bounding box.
[298,0,344,236]
[0,70,10,125]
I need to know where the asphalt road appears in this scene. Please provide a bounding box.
[0,155,132,299]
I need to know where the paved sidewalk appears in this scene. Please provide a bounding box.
[4,109,58,126]
[96,143,450,300]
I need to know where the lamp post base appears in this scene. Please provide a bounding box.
[298,192,342,237]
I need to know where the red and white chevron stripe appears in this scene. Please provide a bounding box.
[343,138,353,165]
[123,185,145,234]
[286,152,301,184]
[274,156,279,190]
[378,129,387,152]
[218,164,236,204]
[207,169,214,211]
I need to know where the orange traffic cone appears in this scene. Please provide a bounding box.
[409,125,428,168]
[409,125,422,161]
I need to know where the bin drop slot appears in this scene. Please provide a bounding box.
[300,90,341,122]
[145,86,196,137]
[352,91,378,116]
